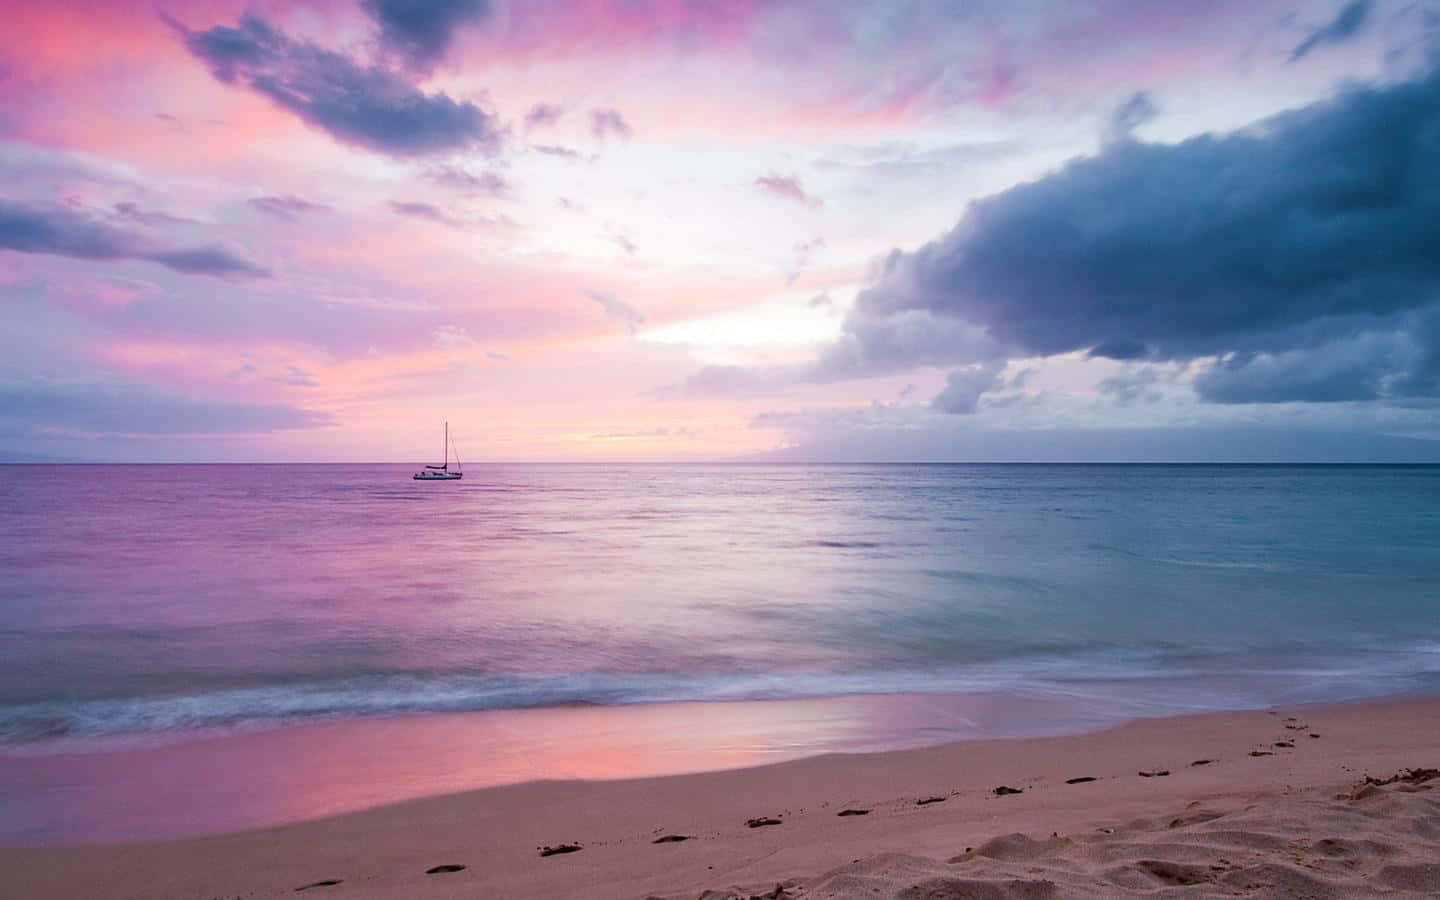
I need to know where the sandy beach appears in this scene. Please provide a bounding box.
[3,694,1437,899]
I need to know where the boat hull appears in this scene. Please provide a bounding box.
[413,472,463,480]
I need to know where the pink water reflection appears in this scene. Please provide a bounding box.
[0,692,1114,845]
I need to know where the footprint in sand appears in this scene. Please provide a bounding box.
[1138,770,1171,777]
[1274,741,1294,748]
[993,786,1023,796]
[1065,777,1097,784]
[916,796,946,805]
[1249,750,1274,757]
[1191,759,1213,766]
[652,834,691,844]
[425,864,466,874]
[836,809,870,816]
[295,880,342,892]
[538,844,582,857]
[746,817,783,828]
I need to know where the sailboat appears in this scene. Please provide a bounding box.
[413,421,463,480]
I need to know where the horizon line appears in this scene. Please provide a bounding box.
[5,460,1440,466]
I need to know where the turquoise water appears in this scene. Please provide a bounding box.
[2,463,1438,747]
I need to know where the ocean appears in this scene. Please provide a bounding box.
[2,463,1439,840]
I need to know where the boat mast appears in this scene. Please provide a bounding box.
[444,421,449,471]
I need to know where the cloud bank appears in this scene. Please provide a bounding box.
[1,201,269,278]
[0,379,332,435]
[797,69,1440,407]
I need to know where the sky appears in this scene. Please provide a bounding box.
[2,0,1440,462]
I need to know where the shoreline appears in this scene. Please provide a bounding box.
[0,690,1144,846]
[3,694,1437,898]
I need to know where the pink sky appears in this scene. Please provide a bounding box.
[2,0,1431,461]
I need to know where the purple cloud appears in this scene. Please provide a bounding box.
[1104,91,1159,144]
[171,13,501,158]
[931,361,1005,414]
[389,201,463,228]
[0,200,269,279]
[426,167,510,197]
[533,144,581,159]
[362,0,489,70]
[248,195,329,220]
[755,174,822,207]
[589,108,633,141]
[813,70,1440,403]
[1290,1,1371,62]
[112,202,194,227]
[525,103,565,129]
[0,378,331,436]
[145,247,272,278]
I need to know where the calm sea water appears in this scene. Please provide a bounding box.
[3,463,1439,750]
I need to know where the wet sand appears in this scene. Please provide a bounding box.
[2,694,1438,898]
[0,691,1127,845]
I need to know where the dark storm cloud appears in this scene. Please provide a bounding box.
[0,200,269,278]
[748,421,1440,464]
[1291,1,1372,62]
[362,0,489,70]
[248,195,329,220]
[811,311,999,381]
[1098,366,1163,406]
[821,70,1440,401]
[1104,91,1159,144]
[1390,308,1440,398]
[589,108,633,140]
[1196,350,1388,403]
[0,379,332,435]
[171,13,501,157]
[931,361,1005,413]
[1192,307,1440,403]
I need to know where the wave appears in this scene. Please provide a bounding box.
[4,642,1437,749]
